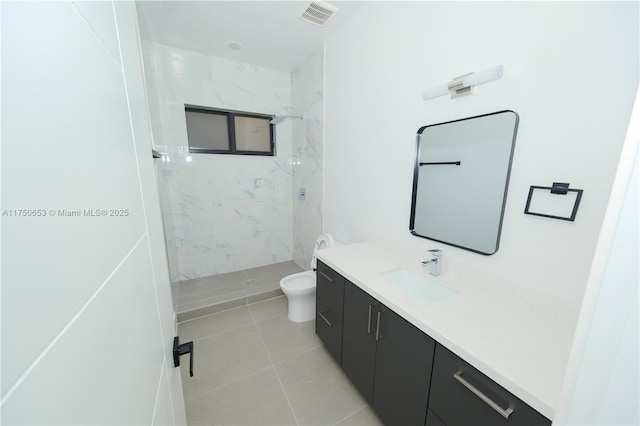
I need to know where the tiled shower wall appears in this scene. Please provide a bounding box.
[141,42,324,282]
[142,42,294,281]
[292,48,324,269]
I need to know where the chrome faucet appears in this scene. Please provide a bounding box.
[422,249,442,276]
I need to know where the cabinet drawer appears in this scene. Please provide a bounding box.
[316,260,345,319]
[316,299,343,364]
[429,344,551,426]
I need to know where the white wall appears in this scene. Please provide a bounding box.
[554,88,639,425]
[323,1,638,305]
[1,2,185,424]
[292,48,324,269]
[141,42,294,282]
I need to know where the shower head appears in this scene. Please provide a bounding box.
[270,115,304,124]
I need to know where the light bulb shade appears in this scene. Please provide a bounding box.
[422,83,450,100]
[462,65,503,88]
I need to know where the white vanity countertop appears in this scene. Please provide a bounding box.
[315,241,579,421]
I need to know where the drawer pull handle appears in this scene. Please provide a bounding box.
[318,311,335,327]
[367,304,374,334]
[319,270,335,283]
[375,311,383,341]
[453,371,514,420]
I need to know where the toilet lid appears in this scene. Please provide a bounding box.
[310,233,334,269]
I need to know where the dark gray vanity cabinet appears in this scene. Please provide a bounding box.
[315,263,551,426]
[428,344,551,426]
[315,261,345,364]
[342,281,436,426]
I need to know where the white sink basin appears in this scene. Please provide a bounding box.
[380,268,455,301]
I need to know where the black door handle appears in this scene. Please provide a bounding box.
[173,336,194,377]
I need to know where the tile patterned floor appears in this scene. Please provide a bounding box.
[178,296,384,426]
[173,261,304,321]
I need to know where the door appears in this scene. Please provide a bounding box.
[1,2,186,424]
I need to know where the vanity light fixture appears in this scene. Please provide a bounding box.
[422,65,504,101]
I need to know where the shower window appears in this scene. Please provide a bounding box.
[185,105,275,156]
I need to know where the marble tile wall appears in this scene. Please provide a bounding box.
[141,41,181,276]
[291,48,324,270]
[142,42,295,281]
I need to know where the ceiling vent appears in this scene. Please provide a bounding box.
[298,1,339,27]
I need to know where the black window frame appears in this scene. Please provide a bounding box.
[184,104,275,156]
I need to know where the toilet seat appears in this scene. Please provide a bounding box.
[280,271,316,293]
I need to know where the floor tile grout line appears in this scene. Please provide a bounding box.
[270,342,323,367]
[181,295,372,425]
[332,403,370,426]
[177,296,249,314]
[178,304,289,346]
[175,285,253,306]
[181,300,289,405]
[177,290,284,321]
[178,295,285,328]
[176,285,249,301]
[181,365,274,406]
[184,321,258,343]
[177,302,252,325]
[248,305,301,426]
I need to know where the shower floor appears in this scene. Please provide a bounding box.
[172,261,304,321]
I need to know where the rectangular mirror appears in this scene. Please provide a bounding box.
[410,110,519,255]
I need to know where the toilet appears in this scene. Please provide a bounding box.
[279,233,335,322]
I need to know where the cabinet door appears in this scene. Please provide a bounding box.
[372,306,436,426]
[341,281,378,402]
[316,261,345,319]
[425,409,446,426]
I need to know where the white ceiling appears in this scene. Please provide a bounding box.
[136,1,365,72]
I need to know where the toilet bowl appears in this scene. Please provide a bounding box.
[280,233,335,322]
